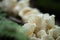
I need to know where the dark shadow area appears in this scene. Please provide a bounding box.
[0,35,15,40]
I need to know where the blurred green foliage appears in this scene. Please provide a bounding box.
[0,8,27,40]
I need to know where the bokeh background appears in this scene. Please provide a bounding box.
[30,0,60,26]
